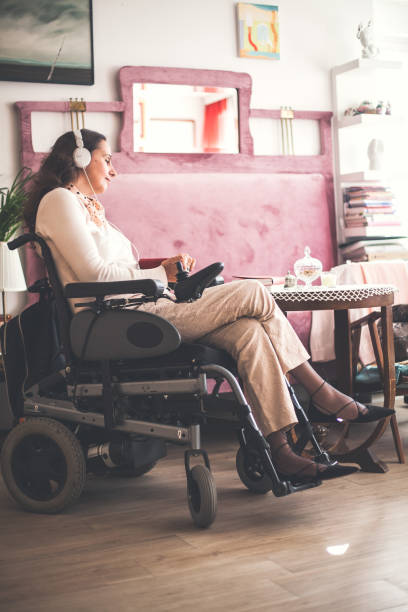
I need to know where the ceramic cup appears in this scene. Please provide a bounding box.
[321,271,336,287]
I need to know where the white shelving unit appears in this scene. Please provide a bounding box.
[337,113,398,129]
[339,170,384,183]
[331,57,402,76]
[330,57,403,254]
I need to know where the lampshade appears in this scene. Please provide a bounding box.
[0,242,27,292]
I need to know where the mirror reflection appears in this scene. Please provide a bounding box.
[133,84,239,154]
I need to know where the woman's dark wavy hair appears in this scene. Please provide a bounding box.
[24,128,106,232]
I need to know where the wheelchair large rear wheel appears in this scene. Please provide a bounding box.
[236,446,272,494]
[1,417,86,514]
[187,465,217,528]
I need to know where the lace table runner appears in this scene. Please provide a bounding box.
[269,283,396,304]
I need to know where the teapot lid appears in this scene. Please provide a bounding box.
[294,246,322,270]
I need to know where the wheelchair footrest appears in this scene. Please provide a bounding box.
[237,426,323,498]
[285,479,322,494]
[269,472,322,497]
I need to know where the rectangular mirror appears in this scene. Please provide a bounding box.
[133,83,239,154]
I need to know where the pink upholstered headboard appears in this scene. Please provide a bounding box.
[103,172,333,281]
[15,66,335,347]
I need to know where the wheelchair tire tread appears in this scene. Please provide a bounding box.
[236,446,272,494]
[0,417,86,514]
[187,464,217,529]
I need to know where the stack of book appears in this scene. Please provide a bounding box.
[339,238,408,262]
[343,185,403,239]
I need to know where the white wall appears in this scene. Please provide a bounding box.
[0,0,376,187]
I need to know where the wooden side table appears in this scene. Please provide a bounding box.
[271,283,404,472]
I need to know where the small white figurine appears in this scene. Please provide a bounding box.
[357,21,379,59]
[376,100,386,114]
[367,138,384,171]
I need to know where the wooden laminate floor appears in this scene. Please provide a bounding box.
[1,400,408,612]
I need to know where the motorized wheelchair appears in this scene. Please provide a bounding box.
[0,233,336,528]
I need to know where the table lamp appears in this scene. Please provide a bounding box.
[0,241,27,335]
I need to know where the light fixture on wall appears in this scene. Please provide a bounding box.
[280,106,295,155]
[69,98,87,130]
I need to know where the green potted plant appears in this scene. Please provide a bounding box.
[0,167,32,242]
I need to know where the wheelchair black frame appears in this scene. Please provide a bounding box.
[5,233,330,510]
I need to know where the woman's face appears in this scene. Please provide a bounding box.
[84,139,117,194]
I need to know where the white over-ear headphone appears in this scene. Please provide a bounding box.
[73,129,92,168]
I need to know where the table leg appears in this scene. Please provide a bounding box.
[381,305,404,464]
[334,309,353,394]
[330,304,404,471]
[381,305,396,411]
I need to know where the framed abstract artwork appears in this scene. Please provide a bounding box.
[0,0,94,85]
[237,3,280,60]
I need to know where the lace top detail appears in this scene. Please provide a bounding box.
[66,184,107,228]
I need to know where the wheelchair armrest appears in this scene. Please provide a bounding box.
[64,279,165,299]
[8,233,37,250]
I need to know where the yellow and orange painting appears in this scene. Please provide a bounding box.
[237,3,280,60]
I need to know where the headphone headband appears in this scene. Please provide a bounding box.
[73,129,84,149]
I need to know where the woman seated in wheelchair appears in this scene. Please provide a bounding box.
[23,129,393,484]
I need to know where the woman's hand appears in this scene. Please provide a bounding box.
[161,253,196,283]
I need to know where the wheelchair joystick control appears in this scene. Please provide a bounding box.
[176,261,189,283]
[174,261,224,302]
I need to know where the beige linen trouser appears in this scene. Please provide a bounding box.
[140,280,309,435]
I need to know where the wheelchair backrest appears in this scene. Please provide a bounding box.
[7,233,182,376]
[12,233,74,365]
[0,291,65,418]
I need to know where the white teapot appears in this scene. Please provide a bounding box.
[294,247,322,287]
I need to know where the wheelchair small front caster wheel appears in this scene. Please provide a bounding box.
[187,464,217,528]
[236,446,272,494]
[0,417,86,514]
